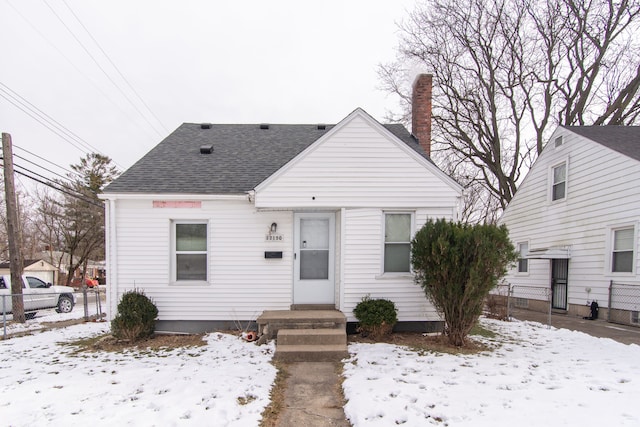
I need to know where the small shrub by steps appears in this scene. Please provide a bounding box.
[353,296,398,340]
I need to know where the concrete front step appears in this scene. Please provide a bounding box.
[278,328,346,346]
[275,344,349,362]
[257,310,346,340]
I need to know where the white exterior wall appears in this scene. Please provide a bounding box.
[500,128,640,307]
[105,109,463,325]
[255,114,460,209]
[340,207,455,322]
[108,198,293,321]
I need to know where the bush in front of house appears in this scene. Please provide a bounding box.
[411,218,517,347]
[111,289,158,342]
[353,296,398,339]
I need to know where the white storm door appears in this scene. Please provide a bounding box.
[293,213,335,304]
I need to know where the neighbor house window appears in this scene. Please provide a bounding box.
[517,242,529,273]
[612,227,634,273]
[174,221,208,281]
[552,162,566,201]
[384,213,412,273]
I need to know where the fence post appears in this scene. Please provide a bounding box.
[83,286,89,321]
[507,284,512,320]
[607,280,613,322]
[2,295,6,340]
[547,288,551,330]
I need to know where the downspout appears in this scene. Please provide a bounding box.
[106,198,118,320]
[339,208,346,312]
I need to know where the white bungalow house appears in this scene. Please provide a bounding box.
[101,75,463,334]
[499,126,640,325]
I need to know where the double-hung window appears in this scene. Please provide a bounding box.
[552,162,566,201]
[612,227,634,273]
[384,213,412,273]
[517,242,529,273]
[173,221,208,281]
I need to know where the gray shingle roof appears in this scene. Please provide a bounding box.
[563,126,640,162]
[104,122,426,195]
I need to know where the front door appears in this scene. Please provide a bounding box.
[551,259,568,310]
[293,213,335,305]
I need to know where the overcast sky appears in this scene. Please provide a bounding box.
[1,0,419,188]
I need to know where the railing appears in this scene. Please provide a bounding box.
[1,287,106,340]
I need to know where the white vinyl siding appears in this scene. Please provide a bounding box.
[108,199,293,320]
[341,208,454,322]
[500,128,640,308]
[255,114,460,209]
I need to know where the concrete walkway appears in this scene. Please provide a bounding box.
[276,362,350,427]
[510,308,640,345]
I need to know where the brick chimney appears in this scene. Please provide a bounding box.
[412,73,432,156]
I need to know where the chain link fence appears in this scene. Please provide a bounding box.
[1,287,106,339]
[608,281,640,327]
[487,284,552,328]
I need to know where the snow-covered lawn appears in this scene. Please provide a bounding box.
[0,322,276,426]
[2,317,639,426]
[343,318,640,426]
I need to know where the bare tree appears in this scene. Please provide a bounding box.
[380,0,640,218]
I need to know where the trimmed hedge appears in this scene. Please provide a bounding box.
[353,296,398,339]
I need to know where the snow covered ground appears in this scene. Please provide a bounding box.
[343,318,640,426]
[1,317,639,426]
[0,323,276,426]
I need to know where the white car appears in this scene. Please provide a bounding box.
[0,275,76,316]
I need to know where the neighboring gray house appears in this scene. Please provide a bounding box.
[101,75,463,333]
[499,126,640,325]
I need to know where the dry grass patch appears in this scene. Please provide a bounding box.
[68,332,207,353]
[348,329,493,355]
[259,361,289,427]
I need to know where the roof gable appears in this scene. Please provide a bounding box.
[103,109,436,195]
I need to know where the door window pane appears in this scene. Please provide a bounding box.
[300,250,329,280]
[300,219,329,249]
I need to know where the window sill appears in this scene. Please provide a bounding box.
[169,280,210,286]
[375,273,414,280]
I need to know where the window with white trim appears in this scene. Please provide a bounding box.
[384,213,412,273]
[517,242,529,273]
[173,221,208,281]
[552,162,566,201]
[612,227,634,273]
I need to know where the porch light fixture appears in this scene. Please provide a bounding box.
[270,222,278,233]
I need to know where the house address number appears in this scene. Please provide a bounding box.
[266,234,283,241]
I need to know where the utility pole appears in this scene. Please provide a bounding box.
[2,133,25,323]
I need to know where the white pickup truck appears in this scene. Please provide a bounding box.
[0,275,76,316]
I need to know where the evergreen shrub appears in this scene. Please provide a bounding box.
[111,289,158,342]
[353,296,398,339]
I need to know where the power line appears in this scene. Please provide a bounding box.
[1,162,104,208]
[43,0,166,138]
[13,153,74,184]
[4,0,161,144]
[0,82,100,154]
[0,82,125,170]
[62,0,169,134]
[12,144,82,179]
